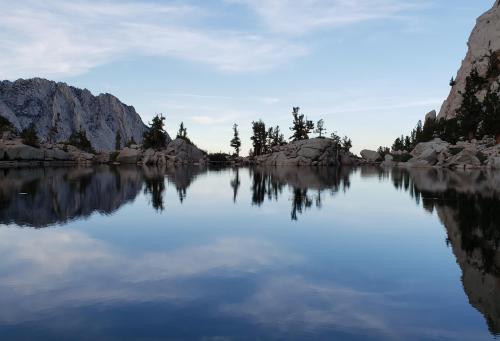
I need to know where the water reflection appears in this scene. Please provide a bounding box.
[0,165,206,226]
[383,168,500,336]
[249,167,351,220]
[0,166,356,226]
[1,165,500,339]
[0,166,143,227]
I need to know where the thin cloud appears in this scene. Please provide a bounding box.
[0,0,305,78]
[164,93,280,104]
[327,97,442,115]
[229,0,426,34]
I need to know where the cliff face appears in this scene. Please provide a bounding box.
[438,1,500,120]
[0,78,154,151]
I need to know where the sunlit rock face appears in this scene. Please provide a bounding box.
[0,166,144,227]
[439,1,500,119]
[0,78,153,151]
[396,168,500,334]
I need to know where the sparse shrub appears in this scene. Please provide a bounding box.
[208,152,230,163]
[68,129,94,153]
[392,153,412,163]
[0,116,13,132]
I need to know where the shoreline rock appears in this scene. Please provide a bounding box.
[253,138,359,166]
[0,136,207,168]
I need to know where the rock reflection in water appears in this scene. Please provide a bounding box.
[0,166,143,227]
[386,168,500,336]
[0,165,206,227]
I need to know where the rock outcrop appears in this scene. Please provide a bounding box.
[253,138,348,166]
[438,1,500,119]
[0,78,162,151]
[360,150,381,163]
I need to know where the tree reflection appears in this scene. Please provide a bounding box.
[230,168,241,203]
[250,166,354,221]
[143,174,166,212]
[290,188,313,221]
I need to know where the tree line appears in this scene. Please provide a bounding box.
[230,107,352,157]
[391,51,500,153]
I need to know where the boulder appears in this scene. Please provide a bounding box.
[95,152,111,164]
[117,147,142,164]
[487,156,500,169]
[446,150,482,169]
[411,138,450,157]
[418,148,438,164]
[165,138,205,164]
[3,143,44,160]
[425,110,437,122]
[44,148,71,161]
[380,154,395,167]
[255,138,340,166]
[360,150,380,162]
[142,148,156,165]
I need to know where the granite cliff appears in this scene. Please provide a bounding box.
[439,0,500,120]
[0,78,162,151]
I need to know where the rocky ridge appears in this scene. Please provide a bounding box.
[439,0,500,120]
[0,78,161,151]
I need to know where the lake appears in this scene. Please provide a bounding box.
[0,165,498,340]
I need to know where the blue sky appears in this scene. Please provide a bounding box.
[0,0,494,154]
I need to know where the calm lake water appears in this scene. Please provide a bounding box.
[0,165,499,340]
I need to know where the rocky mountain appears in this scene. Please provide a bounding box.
[0,78,164,151]
[438,0,500,119]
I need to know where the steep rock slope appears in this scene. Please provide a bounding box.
[0,78,163,151]
[439,1,500,119]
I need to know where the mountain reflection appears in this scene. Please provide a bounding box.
[0,166,143,227]
[0,165,206,227]
[385,168,500,336]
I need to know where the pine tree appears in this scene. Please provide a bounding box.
[456,69,486,140]
[143,114,168,150]
[450,77,456,87]
[177,122,187,140]
[289,107,314,141]
[341,136,352,153]
[480,89,500,143]
[314,119,326,138]
[421,117,436,142]
[21,124,40,148]
[392,136,404,151]
[404,136,412,152]
[230,123,242,156]
[68,129,94,153]
[266,127,274,152]
[115,131,121,150]
[251,120,267,156]
[271,126,286,146]
[330,132,341,149]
